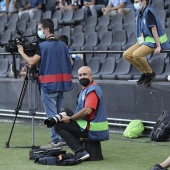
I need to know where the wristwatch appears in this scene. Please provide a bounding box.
[69,116,74,122]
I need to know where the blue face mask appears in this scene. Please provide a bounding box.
[38,30,46,39]
[134,3,142,11]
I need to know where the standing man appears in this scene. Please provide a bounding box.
[17,18,73,149]
[123,0,170,86]
[44,66,109,160]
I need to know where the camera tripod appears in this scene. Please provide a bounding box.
[5,66,39,149]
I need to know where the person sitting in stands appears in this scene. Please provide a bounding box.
[18,0,44,21]
[102,0,126,16]
[118,0,135,16]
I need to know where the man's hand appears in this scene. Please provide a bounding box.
[17,45,24,54]
[61,116,71,124]
[154,46,161,55]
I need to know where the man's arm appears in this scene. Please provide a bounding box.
[61,107,93,123]
[34,4,43,9]
[109,2,125,11]
[18,45,41,65]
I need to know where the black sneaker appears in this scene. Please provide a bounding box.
[143,72,156,86]
[75,150,90,161]
[150,164,168,170]
[137,74,147,84]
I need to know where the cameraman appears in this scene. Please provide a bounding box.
[51,66,109,160]
[17,18,73,149]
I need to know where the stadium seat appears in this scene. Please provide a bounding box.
[157,10,166,22]
[84,25,96,40]
[7,13,19,25]
[60,26,71,45]
[155,60,170,81]
[96,31,112,48]
[97,14,110,29]
[71,33,85,48]
[150,56,165,75]
[165,28,170,43]
[93,45,107,61]
[108,44,122,60]
[97,24,108,40]
[23,28,34,41]
[0,58,9,78]
[71,25,83,40]
[84,16,98,30]
[125,31,137,45]
[109,30,127,47]
[122,43,135,51]
[17,20,27,32]
[110,23,123,32]
[52,18,58,31]
[0,30,11,45]
[5,54,13,64]
[83,32,98,47]
[124,22,136,39]
[87,57,101,74]
[0,13,8,24]
[42,10,52,19]
[19,13,29,22]
[27,20,37,33]
[81,45,94,62]
[109,13,123,30]
[102,57,131,80]
[32,11,42,22]
[59,9,74,24]
[151,0,164,11]
[124,12,135,27]
[52,10,63,22]
[7,21,17,33]
[0,22,5,34]
[72,58,84,79]
[93,57,116,79]
[0,47,5,61]
[66,9,85,24]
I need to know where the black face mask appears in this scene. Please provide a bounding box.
[79,78,90,87]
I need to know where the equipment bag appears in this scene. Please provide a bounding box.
[123,119,144,138]
[29,147,66,160]
[150,110,170,142]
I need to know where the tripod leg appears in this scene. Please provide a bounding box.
[5,77,28,148]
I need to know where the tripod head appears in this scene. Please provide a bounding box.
[26,66,39,81]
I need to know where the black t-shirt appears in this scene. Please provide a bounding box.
[147,10,157,28]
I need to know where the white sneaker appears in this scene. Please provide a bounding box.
[40,142,62,150]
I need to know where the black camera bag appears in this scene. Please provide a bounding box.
[29,147,66,160]
[150,110,170,142]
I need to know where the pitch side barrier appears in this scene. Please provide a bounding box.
[0,50,170,134]
[69,50,170,65]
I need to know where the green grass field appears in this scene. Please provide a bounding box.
[0,122,170,170]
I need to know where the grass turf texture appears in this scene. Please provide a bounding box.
[0,122,170,170]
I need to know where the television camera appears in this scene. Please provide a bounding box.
[5,29,41,56]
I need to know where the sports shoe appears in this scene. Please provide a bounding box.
[137,73,147,84]
[75,150,90,161]
[143,72,156,86]
[40,142,62,150]
[150,164,168,170]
